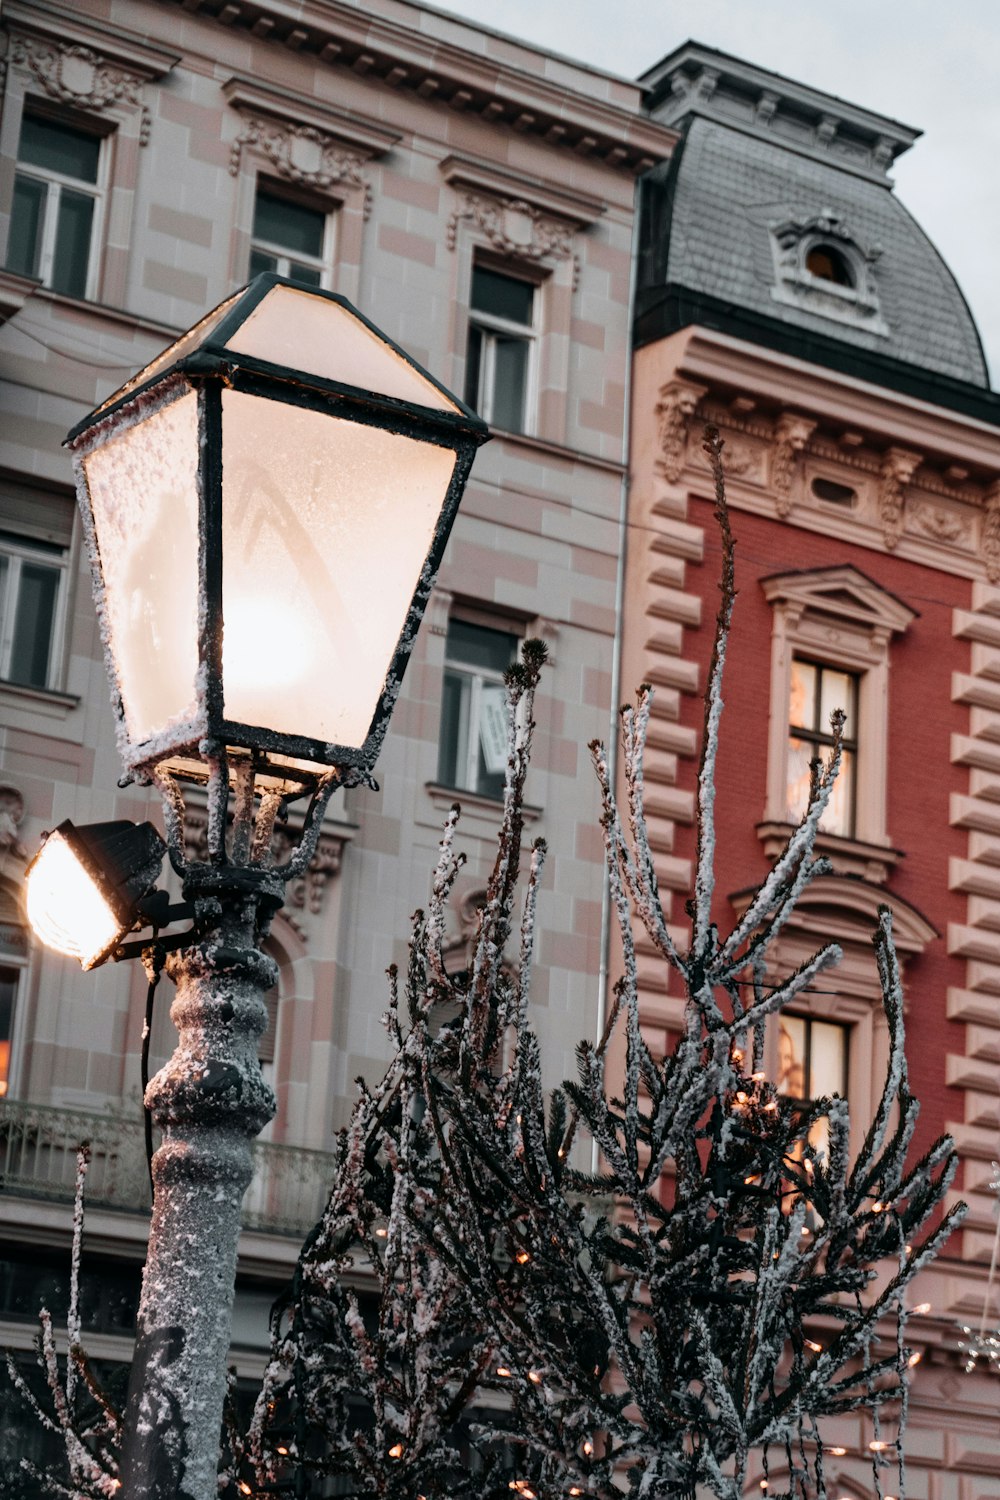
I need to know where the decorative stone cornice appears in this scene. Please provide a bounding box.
[7,32,156,143]
[439,154,606,229]
[655,379,708,483]
[771,413,817,516]
[982,479,1000,584]
[222,76,401,160]
[878,446,923,551]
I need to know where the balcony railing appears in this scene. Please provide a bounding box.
[0,1097,336,1239]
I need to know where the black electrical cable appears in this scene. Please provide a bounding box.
[140,941,166,1201]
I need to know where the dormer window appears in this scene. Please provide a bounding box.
[805,243,853,287]
[770,212,887,335]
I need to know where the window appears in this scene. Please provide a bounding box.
[464,266,537,434]
[0,534,67,689]
[805,243,853,286]
[776,1013,849,1159]
[249,183,328,287]
[6,111,105,300]
[439,617,519,800]
[761,567,915,871]
[786,660,857,836]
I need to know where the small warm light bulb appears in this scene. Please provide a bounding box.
[528,1370,542,1384]
[908,1350,922,1367]
[275,1446,288,1456]
[26,834,121,967]
[912,1302,931,1315]
[759,1481,768,1491]
[583,1441,593,1457]
[388,1443,404,1459]
[569,1490,583,1497]
[869,1440,891,1452]
[805,1339,822,1353]
[497,1366,512,1378]
[826,1446,847,1457]
[515,1250,531,1265]
[238,1485,252,1496]
[736,1091,749,1105]
[375,1226,388,1238]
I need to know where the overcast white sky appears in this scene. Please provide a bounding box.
[432,0,1000,390]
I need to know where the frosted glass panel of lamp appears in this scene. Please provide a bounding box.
[220,390,458,747]
[25,832,120,968]
[92,294,243,416]
[82,388,202,746]
[224,286,460,412]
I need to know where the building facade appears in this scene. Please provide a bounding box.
[0,0,673,1472]
[624,42,1000,1500]
[0,4,997,1493]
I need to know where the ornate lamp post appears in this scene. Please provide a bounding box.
[25,275,488,1500]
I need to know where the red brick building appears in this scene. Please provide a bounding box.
[622,42,1000,1496]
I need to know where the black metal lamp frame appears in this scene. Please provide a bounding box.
[66,274,490,796]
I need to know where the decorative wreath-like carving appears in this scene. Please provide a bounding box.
[909,501,969,545]
[446,192,579,287]
[878,446,922,551]
[230,114,372,218]
[9,34,151,144]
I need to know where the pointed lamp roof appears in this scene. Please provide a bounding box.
[71,275,476,442]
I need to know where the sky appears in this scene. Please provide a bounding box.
[431,0,1000,389]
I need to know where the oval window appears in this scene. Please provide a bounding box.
[811,476,856,507]
[805,244,854,287]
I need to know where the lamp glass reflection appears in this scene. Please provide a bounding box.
[26,832,122,969]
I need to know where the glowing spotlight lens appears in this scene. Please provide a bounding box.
[24,819,166,970]
[26,833,122,968]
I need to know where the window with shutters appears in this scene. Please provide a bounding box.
[0,479,74,692]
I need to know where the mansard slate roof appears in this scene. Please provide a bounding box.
[636,41,991,399]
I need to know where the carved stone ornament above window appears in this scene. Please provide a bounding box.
[0,784,27,863]
[447,192,579,283]
[440,153,605,290]
[230,114,372,216]
[770,207,889,335]
[7,33,156,143]
[223,77,400,220]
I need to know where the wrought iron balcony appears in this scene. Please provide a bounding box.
[0,1097,336,1239]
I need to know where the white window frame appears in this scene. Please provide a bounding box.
[248,178,334,289]
[10,111,109,302]
[0,878,30,1102]
[761,567,915,857]
[439,609,521,798]
[466,264,540,436]
[0,531,70,690]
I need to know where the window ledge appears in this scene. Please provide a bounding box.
[481,425,626,475]
[425,782,542,824]
[756,821,901,884]
[0,678,80,717]
[31,286,181,342]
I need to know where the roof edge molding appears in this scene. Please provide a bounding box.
[222,76,402,160]
[642,39,918,183]
[760,564,918,635]
[4,0,179,78]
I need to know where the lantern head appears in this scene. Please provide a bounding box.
[65,276,489,794]
[25,819,167,970]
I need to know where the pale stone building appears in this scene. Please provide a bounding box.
[0,0,673,1469]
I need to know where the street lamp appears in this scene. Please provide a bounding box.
[36,274,488,1500]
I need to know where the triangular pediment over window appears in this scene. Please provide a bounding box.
[760,564,917,635]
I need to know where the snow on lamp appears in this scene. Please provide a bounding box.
[65,274,489,792]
